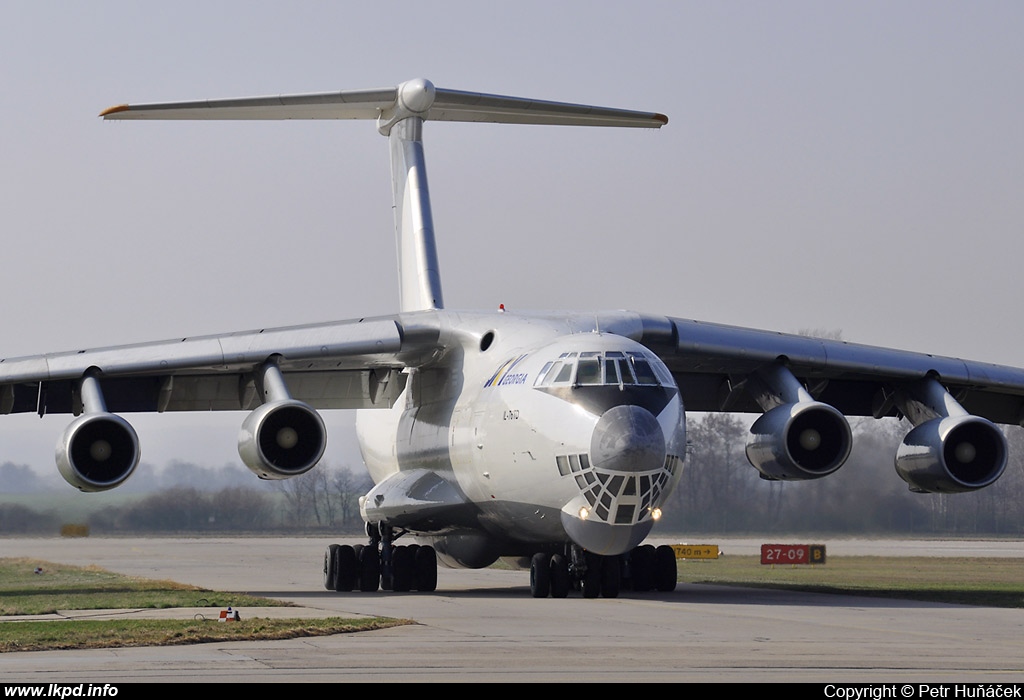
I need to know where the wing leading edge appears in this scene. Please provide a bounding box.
[0,313,444,415]
[634,314,1024,423]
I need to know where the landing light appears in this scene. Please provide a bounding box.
[651,507,662,521]
[578,506,590,521]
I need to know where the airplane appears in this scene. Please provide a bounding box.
[3,78,1022,598]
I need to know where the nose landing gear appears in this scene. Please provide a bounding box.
[529,543,677,598]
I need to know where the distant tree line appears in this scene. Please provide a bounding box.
[0,464,373,535]
[663,413,1024,535]
[3,415,1024,536]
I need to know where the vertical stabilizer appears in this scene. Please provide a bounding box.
[389,117,444,311]
[100,78,666,315]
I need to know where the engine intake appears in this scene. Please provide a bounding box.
[746,401,852,480]
[238,399,327,479]
[56,413,141,492]
[895,415,1006,493]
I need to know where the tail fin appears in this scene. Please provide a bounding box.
[102,78,667,312]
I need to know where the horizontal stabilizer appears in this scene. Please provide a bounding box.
[100,78,668,129]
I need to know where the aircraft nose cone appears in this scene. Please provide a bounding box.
[590,405,666,473]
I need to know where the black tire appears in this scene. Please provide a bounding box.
[654,544,678,592]
[581,552,602,599]
[549,554,570,599]
[601,554,621,599]
[334,545,357,592]
[392,546,414,592]
[358,545,380,592]
[630,544,656,592]
[323,544,340,591]
[530,552,552,598]
[413,545,438,592]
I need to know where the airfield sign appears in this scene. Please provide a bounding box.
[761,544,826,566]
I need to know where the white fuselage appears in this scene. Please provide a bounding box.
[355,311,686,565]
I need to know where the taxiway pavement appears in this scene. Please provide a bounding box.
[1,536,1022,683]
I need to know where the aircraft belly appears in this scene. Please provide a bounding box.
[475,499,567,542]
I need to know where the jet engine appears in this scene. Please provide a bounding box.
[238,399,327,479]
[745,401,853,480]
[895,415,1006,493]
[56,412,141,492]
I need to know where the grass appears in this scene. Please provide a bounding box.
[0,558,412,652]
[676,554,1024,607]
[0,617,405,653]
[0,557,283,615]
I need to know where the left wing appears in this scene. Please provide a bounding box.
[0,312,444,491]
[632,312,1024,494]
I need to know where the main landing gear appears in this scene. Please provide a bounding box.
[323,522,437,593]
[529,543,677,599]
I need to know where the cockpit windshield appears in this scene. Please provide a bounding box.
[534,350,673,388]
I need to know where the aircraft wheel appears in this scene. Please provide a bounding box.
[392,546,414,592]
[549,554,570,599]
[630,544,656,592]
[654,545,678,592]
[413,545,437,592]
[581,552,602,599]
[334,544,357,592]
[601,554,621,599]
[359,545,380,592]
[530,552,552,598]
[323,544,340,591]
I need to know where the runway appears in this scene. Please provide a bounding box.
[1,536,1023,683]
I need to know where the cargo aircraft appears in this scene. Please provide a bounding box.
[3,79,1022,598]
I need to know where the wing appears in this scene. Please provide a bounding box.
[0,313,446,414]
[634,313,1024,494]
[0,311,444,491]
[636,314,1024,421]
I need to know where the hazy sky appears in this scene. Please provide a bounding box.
[1,2,1022,478]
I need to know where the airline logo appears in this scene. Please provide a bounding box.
[484,354,529,388]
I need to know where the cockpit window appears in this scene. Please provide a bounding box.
[553,362,574,383]
[631,358,659,385]
[576,358,601,385]
[534,349,672,388]
[604,359,619,385]
[617,358,635,385]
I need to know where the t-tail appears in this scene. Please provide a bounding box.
[101,78,668,312]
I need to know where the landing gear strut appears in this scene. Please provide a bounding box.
[528,543,676,598]
[322,522,437,593]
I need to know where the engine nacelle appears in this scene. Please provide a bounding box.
[56,413,140,492]
[895,415,1006,493]
[745,401,852,480]
[238,399,327,479]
